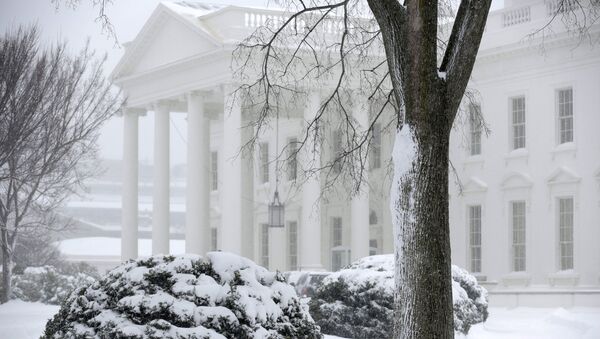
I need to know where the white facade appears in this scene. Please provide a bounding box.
[112,1,600,306]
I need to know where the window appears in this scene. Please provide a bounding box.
[468,205,482,273]
[370,123,382,169]
[369,239,378,256]
[510,96,526,150]
[558,197,574,270]
[259,142,269,184]
[210,227,218,251]
[330,217,348,271]
[288,221,298,270]
[557,88,573,144]
[469,104,482,155]
[332,217,343,247]
[210,151,218,191]
[511,201,526,272]
[369,210,378,225]
[332,130,343,174]
[287,138,297,181]
[260,223,269,267]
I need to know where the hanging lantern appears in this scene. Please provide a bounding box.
[269,190,285,228]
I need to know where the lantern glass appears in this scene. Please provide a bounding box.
[268,192,285,227]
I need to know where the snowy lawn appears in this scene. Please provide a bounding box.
[1,301,599,339]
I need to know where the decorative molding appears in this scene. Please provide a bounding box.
[546,166,581,186]
[501,171,533,190]
[462,177,488,194]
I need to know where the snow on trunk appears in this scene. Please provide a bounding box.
[390,125,417,268]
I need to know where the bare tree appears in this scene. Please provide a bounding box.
[232,0,599,338]
[0,25,120,303]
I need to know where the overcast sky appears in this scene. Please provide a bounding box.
[0,0,504,166]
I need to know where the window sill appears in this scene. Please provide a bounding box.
[548,271,579,287]
[505,148,528,159]
[464,154,484,164]
[473,273,488,282]
[551,142,576,158]
[502,272,531,287]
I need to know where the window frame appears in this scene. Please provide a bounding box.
[557,196,574,271]
[287,221,298,271]
[259,142,269,184]
[510,201,527,272]
[509,96,527,150]
[260,223,269,268]
[468,103,482,156]
[468,205,482,273]
[556,87,574,145]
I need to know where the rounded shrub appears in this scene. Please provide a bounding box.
[309,255,488,338]
[42,252,322,339]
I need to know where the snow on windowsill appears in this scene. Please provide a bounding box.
[551,142,576,156]
[505,148,529,160]
[502,272,532,287]
[548,270,580,287]
[464,154,484,165]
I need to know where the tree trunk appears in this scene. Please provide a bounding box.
[1,245,11,303]
[392,114,453,338]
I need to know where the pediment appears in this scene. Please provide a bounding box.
[501,171,533,190]
[547,166,581,185]
[463,177,488,194]
[112,3,221,80]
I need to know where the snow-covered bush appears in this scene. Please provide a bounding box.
[309,255,488,338]
[42,252,322,339]
[11,265,96,305]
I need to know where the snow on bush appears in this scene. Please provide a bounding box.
[11,265,96,305]
[42,252,322,339]
[309,255,488,338]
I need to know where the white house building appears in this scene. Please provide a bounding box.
[111,0,600,307]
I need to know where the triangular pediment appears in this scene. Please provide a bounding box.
[547,166,581,185]
[501,171,533,190]
[112,3,221,80]
[463,177,488,194]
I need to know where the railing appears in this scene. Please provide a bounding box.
[243,10,348,36]
[545,0,577,16]
[502,6,532,27]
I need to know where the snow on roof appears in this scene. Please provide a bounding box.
[162,1,228,18]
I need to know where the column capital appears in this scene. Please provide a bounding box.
[150,100,176,112]
[118,106,146,117]
[186,90,211,101]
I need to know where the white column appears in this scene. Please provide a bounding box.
[186,92,210,255]
[351,95,370,261]
[152,102,170,255]
[300,91,323,271]
[221,87,243,254]
[121,108,139,261]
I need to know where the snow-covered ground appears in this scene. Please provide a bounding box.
[0,301,599,339]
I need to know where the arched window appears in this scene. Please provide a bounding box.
[369,210,378,225]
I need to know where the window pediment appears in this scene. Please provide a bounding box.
[463,177,488,194]
[547,166,581,186]
[501,171,533,190]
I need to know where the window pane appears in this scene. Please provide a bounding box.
[288,222,298,270]
[511,201,526,272]
[469,104,482,155]
[511,97,526,150]
[370,123,382,169]
[261,224,269,268]
[558,197,574,270]
[259,142,269,184]
[332,130,343,173]
[469,205,482,273]
[558,88,573,144]
[287,138,297,181]
[332,217,343,247]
